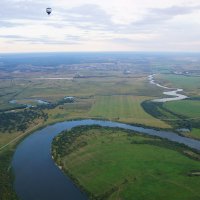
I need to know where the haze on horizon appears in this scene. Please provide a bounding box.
[1,0,200,53]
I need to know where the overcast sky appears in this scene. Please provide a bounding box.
[0,0,200,53]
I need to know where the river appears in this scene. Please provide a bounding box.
[12,119,200,200]
[148,74,188,102]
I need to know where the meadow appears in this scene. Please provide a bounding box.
[155,74,200,96]
[90,95,168,128]
[162,100,200,138]
[52,126,200,200]
[189,129,200,139]
[163,100,200,119]
[0,75,169,132]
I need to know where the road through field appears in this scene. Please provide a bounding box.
[0,123,42,151]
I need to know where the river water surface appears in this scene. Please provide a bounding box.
[12,119,200,200]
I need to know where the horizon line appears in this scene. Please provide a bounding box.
[1,50,200,55]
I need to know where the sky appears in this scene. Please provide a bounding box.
[0,0,200,53]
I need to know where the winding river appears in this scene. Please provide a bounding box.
[12,119,200,200]
[148,74,188,102]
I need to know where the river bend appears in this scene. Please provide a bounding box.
[12,119,200,200]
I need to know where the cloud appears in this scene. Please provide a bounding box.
[0,20,22,28]
[134,5,200,26]
[1,1,200,52]
[0,35,24,39]
[0,34,81,45]
[0,0,51,28]
[111,38,135,44]
[66,4,111,23]
[54,4,115,30]
[46,4,200,35]
[0,0,49,20]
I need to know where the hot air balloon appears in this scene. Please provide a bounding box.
[46,8,52,15]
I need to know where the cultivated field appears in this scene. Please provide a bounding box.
[90,95,169,128]
[0,75,169,132]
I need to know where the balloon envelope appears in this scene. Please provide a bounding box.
[46,8,52,15]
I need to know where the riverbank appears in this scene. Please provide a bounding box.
[0,122,46,200]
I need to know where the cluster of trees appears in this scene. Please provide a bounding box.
[141,101,164,119]
[52,125,102,164]
[0,109,48,133]
[141,100,200,130]
[0,150,19,200]
[0,97,76,133]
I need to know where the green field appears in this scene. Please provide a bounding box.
[163,100,200,118]
[90,95,169,128]
[52,126,200,200]
[155,74,200,95]
[0,75,169,130]
[0,76,164,110]
[189,129,200,139]
[0,74,168,151]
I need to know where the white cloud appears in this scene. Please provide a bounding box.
[0,0,200,52]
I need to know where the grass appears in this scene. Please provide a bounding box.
[163,100,200,118]
[89,95,170,128]
[155,74,200,95]
[188,129,200,139]
[184,128,200,139]
[0,132,22,148]
[52,126,200,200]
[0,75,169,129]
[0,120,43,148]
[0,76,163,110]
